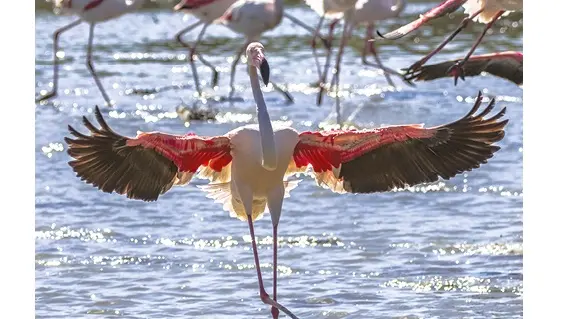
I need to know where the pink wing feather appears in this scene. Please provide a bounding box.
[65,106,232,201]
[291,92,507,193]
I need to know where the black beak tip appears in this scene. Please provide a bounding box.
[260,59,270,86]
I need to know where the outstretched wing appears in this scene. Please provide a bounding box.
[65,106,232,201]
[404,53,523,86]
[289,92,507,193]
[376,0,468,39]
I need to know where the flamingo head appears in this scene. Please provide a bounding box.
[246,42,270,86]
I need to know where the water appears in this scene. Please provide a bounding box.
[35,2,523,318]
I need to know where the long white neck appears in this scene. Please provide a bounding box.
[249,65,278,171]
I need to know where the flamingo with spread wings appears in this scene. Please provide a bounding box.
[404,51,523,86]
[65,42,507,318]
[375,0,523,83]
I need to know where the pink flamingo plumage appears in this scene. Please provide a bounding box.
[65,42,507,319]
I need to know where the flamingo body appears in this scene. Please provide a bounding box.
[350,0,404,24]
[55,0,143,23]
[209,124,300,222]
[219,0,284,39]
[174,0,237,23]
[462,0,523,23]
[305,0,359,19]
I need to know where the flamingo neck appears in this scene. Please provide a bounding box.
[249,65,278,171]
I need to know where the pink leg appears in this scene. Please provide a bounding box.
[447,10,506,85]
[404,8,484,75]
[247,216,298,319]
[364,23,400,87]
[328,15,354,126]
[311,16,326,83]
[317,19,339,106]
[36,19,82,103]
[271,224,279,319]
[176,21,220,95]
[86,23,112,106]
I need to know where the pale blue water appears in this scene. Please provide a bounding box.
[35,2,523,318]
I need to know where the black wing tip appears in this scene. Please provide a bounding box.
[63,136,75,146]
[67,125,84,139]
[376,29,405,40]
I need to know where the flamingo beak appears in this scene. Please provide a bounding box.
[259,59,270,86]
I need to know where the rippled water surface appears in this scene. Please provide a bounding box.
[35,1,523,318]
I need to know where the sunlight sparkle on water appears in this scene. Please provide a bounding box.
[41,142,64,158]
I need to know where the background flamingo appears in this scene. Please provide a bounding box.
[64,42,508,319]
[376,0,523,83]
[216,0,331,103]
[316,0,410,111]
[35,0,145,106]
[173,0,238,97]
[304,0,358,81]
[404,51,523,86]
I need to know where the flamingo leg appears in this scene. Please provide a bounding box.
[36,19,82,103]
[269,81,294,104]
[362,24,394,87]
[311,16,326,83]
[364,23,408,87]
[246,215,298,319]
[329,14,354,126]
[175,21,220,95]
[403,8,484,78]
[284,12,330,49]
[447,10,506,85]
[272,224,279,319]
[266,186,285,319]
[189,23,213,96]
[316,19,339,106]
[86,23,112,106]
[229,42,249,100]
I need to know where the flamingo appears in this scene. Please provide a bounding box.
[64,42,508,319]
[375,0,523,84]
[216,0,331,103]
[404,51,523,86]
[173,0,239,97]
[315,0,410,111]
[35,0,145,106]
[304,0,358,81]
